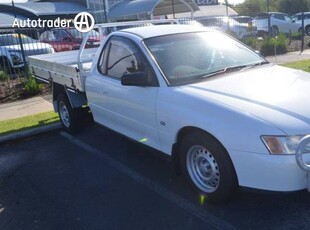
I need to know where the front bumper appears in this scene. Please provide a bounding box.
[229,149,310,192]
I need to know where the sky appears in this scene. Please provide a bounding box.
[230,0,245,4]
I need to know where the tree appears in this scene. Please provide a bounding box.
[277,0,309,15]
[233,0,265,16]
[234,0,309,16]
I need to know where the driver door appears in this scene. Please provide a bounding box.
[86,36,161,150]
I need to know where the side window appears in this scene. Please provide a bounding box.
[39,31,51,41]
[106,38,146,79]
[284,15,293,23]
[297,15,302,21]
[98,36,158,86]
[54,30,68,41]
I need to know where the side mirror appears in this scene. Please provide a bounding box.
[121,72,149,86]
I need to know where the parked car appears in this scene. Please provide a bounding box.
[197,16,257,39]
[253,12,301,37]
[177,19,204,27]
[39,28,100,52]
[292,12,310,35]
[153,18,203,27]
[0,33,54,73]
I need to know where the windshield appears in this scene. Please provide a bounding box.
[144,31,266,85]
[0,34,36,46]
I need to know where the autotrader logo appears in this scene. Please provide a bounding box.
[12,12,95,33]
[74,12,95,33]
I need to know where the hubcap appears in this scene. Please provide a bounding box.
[186,145,220,193]
[59,101,70,128]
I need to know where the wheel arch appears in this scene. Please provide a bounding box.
[172,126,206,174]
[52,82,66,112]
[52,82,87,112]
[172,126,238,184]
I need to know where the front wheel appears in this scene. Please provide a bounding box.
[0,57,13,74]
[57,94,79,133]
[180,131,238,204]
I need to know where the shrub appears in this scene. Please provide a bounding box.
[24,76,43,96]
[0,71,9,82]
[260,33,288,56]
[241,37,259,49]
[289,32,302,40]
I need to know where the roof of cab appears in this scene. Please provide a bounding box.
[121,24,209,39]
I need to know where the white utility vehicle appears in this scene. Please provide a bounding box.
[28,21,310,203]
[253,12,301,36]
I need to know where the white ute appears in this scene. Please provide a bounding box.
[28,21,310,203]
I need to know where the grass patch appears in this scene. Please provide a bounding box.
[281,60,310,72]
[0,111,59,136]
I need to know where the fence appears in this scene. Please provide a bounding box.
[0,14,309,79]
[0,26,103,78]
[179,13,308,56]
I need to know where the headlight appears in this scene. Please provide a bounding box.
[262,135,310,154]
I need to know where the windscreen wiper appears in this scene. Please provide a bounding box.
[199,61,269,79]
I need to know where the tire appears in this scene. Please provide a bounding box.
[0,57,13,74]
[270,26,278,37]
[57,94,79,133]
[180,131,238,204]
[305,26,310,36]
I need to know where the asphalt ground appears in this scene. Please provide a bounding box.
[1,50,310,229]
[1,124,310,229]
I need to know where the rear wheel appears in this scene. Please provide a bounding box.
[180,131,238,204]
[305,26,310,36]
[57,94,79,133]
[270,26,279,37]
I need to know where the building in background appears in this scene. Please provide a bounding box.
[0,1,88,27]
[0,0,236,26]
